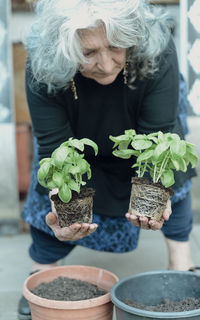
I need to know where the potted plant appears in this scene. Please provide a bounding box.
[37,137,98,227]
[109,130,198,221]
[110,270,200,319]
[23,265,119,320]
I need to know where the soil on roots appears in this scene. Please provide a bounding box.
[129,177,174,221]
[51,187,95,227]
[31,276,107,301]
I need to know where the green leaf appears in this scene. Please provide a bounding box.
[109,134,130,143]
[167,133,180,142]
[52,172,64,188]
[131,139,152,150]
[170,140,186,157]
[148,136,158,144]
[131,163,140,169]
[158,131,164,141]
[76,158,89,173]
[185,143,199,157]
[170,158,180,170]
[58,184,72,203]
[46,180,57,190]
[118,141,131,150]
[137,149,153,162]
[80,138,98,156]
[147,132,158,138]
[124,129,136,136]
[39,158,51,166]
[62,163,73,175]
[87,168,91,179]
[37,162,51,187]
[184,153,199,168]
[160,169,175,188]
[112,149,135,159]
[53,146,69,169]
[190,154,199,168]
[69,165,81,175]
[178,158,187,172]
[68,138,84,152]
[60,141,69,147]
[68,180,80,193]
[186,142,196,151]
[133,134,147,140]
[153,142,169,159]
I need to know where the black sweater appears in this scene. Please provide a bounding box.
[26,38,195,217]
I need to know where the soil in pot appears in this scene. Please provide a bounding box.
[51,187,95,227]
[129,177,174,221]
[31,276,107,301]
[124,297,200,312]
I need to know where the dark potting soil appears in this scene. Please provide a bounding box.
[51,187,95,227]
[31,276,107,301]
[124,297,200,312]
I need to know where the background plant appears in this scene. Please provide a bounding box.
[38,137,98,203]
[109,130,198,188]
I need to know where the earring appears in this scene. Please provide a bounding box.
[71,78,78,100]
[123,61,129,85]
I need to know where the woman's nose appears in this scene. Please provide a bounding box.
[97,51,114,73]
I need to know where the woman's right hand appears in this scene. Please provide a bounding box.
[46,212,98,241]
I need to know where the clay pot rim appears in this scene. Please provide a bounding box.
[23,265,119,310]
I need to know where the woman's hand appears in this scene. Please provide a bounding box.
[46,212,98,241]
[125,199,172,230]
[46,189,98,241]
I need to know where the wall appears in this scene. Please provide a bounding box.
[0,0,19,220]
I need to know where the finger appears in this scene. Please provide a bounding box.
[139,216,150,229]
[162,200,172,221]
[45,212,66,240]
[46,212,58,226]
[125,213,140,227]
[68,223,82,234]
[55,223,82,241]
[79,223,98,234]
[86,223,98,235]
[149,219,163,230]
[79,223,91,233]
[89,223,98,232]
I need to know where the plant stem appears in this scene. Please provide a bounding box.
[153,164,157,183]
[141,162,147,177]
[155,151,170,183]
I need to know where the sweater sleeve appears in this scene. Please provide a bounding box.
[136,37,180,135]
[25,63,74,161]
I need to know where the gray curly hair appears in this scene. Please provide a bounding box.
[24,0,173,92]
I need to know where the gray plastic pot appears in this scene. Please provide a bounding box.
[110,270,200,319]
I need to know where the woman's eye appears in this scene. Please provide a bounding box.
[84,51,95,57]
[109,46,121,51]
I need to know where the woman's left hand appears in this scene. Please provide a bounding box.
[125,199,172,230]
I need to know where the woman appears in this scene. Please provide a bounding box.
[18,0,196,318]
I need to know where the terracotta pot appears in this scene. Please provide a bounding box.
[23,265,119,320]
[16,123,33,194]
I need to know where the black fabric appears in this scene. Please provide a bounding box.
[26,38,196,218]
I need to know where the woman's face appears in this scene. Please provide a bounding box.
[79,26,126,85]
